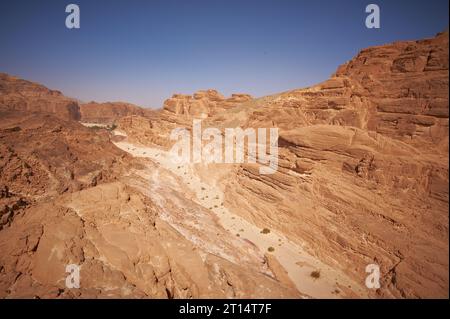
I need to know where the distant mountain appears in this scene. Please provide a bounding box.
[80,101,147,125]
[0,73,155,124]
[0,73,81,121]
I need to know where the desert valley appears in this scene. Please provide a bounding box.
[0,31,448,299]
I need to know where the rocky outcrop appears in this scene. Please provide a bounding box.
[245,31,449,151]
[116,111,191,147]
[80,101,147,125]
[163,89,252,118]
[0,181,299,298]
[0,90,298,298]
[214,32,449,298]
[0,108,131,238]
[115,30,448,296]
[0,110,128,201]
[0,73,80,121]
[115,90,253,147]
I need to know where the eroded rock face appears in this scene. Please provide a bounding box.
[0,110,128,200]
[0,73,80,121]
[246,31,449,151]
[214,32,449,298]
[80,102,147,125]
[163,89,252,117]
[116,90,253,148]
[114,33,448,299]
[0,181,299,298]
[0,85,298,298]
[116,111,191,147]
[0,109,131,240]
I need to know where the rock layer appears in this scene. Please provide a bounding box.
[80,101,147,125]
[0,73,80,121]
[163,89,252,118]
[212,31,449,298]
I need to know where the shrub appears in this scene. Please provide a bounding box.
[310,270,321,279]
[107,124,117,131]
[260,228,270,234]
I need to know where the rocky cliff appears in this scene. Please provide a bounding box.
[207,31,449,298]
[163,89,252,118]
[0,84,298,298]
[0,73,81,121]
[120,31,449,298]
[80,101,147,125]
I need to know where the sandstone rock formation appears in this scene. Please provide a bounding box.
[0,108,132,237]
[0,73,80,121]
[163,89,252,118]
[80,101,147,125]
[115,31,449,298]
[204,31,449,298]
[0,85,298,298]
[0,110,128,198]
[0,180,299,298]
[116,90,253,148]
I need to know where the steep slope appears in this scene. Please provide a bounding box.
[116,90,253,147]
[0,109,131,231]
[211,31,449,298]
[0,81,300,298]
[163,89,252,118]
[117,32,449,298]
[0,73,80,121]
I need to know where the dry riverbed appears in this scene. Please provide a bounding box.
[113,132,368,298]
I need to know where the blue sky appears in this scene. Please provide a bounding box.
[0,0,448,108]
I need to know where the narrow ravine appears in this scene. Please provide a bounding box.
[113,132,368,298]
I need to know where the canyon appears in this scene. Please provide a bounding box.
[0,31,448,299]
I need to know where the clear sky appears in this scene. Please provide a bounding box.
[0,0,448,108]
